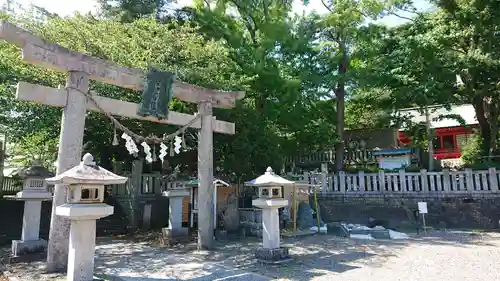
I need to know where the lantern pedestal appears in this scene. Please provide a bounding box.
[162,189,190,239]
[11,191,52,258]
[252,198,292,264]
[56,204,114,281]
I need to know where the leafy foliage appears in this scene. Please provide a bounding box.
[97,0,178,22]
[0,2,336,179]
[6,131,58,170]
[3,0,500,178]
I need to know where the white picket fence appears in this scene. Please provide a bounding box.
[301,168,500,196]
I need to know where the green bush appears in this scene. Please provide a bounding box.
[344,165,379,173]
[462,161,500,170]
[343,163,422,173]
[461,134,483,165]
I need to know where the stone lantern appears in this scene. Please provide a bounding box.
[45,153,128,281]
[247,167,293,264]
[11,162,53,258]
[162,182,190,240]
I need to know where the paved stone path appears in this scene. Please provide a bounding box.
[3,231,500,281]
[94,241,271,281]
[300,231,500,281]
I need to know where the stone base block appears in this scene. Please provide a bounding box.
[10,239,47,263]
[255,247,292,264]
[370,229,392,239]
[326,222,349,237]
[11,239,47,257]
[215,229,228,241]
[164,227,189,237]
[160,227,191,247]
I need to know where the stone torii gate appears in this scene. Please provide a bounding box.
[0,20,244,271]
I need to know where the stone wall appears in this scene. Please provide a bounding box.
[316,195,500,230]
[0,195,171,246]
[344,128,398,149]
[0,200,52,246]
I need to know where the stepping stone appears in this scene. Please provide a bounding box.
[349,229,372,236]
[326,222,349,237]
[370,229,392,239]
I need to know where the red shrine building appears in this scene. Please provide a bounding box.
[397,104,478,160]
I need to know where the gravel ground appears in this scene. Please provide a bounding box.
[2,230,500,281]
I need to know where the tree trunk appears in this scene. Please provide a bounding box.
[335,39,349,172]
[484,97,499,157]
[335,86,345,171]
[472,96,492,158]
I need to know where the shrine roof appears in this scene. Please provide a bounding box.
[395,104,477,129]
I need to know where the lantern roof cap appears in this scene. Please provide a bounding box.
[45,153,128,185]
[18,161,53,179]
[245,167,295,186]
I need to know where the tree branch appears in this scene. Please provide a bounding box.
[321,0,333,12]
[228,0,259,45]
[203,0,211,9]
[398,7,423,16]
[387,11,415,22]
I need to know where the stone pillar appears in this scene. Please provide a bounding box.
[47,71,89,272]
[197,101,214,250]
[22,201,42,241]
[252,197,291,264]
[142,204,152,230]
[67,219,96,281]
[163,189,189,237]
[262,208,280,249]
[12,201,47,256]
[129,160,143,230]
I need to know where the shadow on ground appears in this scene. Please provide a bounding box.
[2,230,497,281]
[94,230,498,281]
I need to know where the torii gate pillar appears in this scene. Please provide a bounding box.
[197,101,214,249]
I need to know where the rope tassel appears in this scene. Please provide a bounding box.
[64,86,202,162]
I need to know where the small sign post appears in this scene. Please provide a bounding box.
[418,201,428,235]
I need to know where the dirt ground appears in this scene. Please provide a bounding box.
[2,230,500,281]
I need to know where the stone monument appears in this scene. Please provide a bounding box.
[45,153,128,281]
[162,184,190,244]
[247,167,293,264]
[11,162,53,259]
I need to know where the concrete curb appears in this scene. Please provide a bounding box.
[4,271,110,281]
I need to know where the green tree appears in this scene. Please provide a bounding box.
[98,0,178,22]
[360,0,500,159]
[6,131,58,170]
[302,0,414,170]
[189,0,337,173]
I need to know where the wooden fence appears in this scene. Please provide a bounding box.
[287,149,376,166]
[302,169,500,196]
[107,173,172,197]
[1,177,56,195]
[1,177,20,194]
[0,173,170,197]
